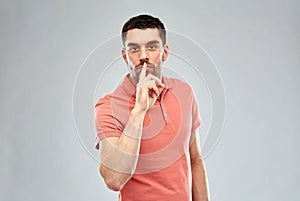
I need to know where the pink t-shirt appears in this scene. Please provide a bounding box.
[95,74,201,201]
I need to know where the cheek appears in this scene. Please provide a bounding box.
[159,51,165,60]
[152,52,163,62]
[127,55,139,65]
[157,54,164,63]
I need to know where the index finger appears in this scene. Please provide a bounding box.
[139,62,147,81]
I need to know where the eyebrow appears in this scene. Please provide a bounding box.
[126,40,161,47]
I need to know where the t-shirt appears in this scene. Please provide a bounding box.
[95,74,201,201]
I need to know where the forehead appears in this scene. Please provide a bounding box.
[124,28,162,45]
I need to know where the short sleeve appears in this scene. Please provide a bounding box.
[94,95,123,150]
[190,87,202,133]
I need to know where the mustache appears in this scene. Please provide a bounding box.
[136,61,155,69]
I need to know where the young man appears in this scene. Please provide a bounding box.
[95,14,210,201]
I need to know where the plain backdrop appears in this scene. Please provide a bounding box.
[1,0,299,200]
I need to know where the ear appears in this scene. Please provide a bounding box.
[122,48,128,64]
[162,44,169,61]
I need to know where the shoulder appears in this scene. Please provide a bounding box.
[95,80,128,108]
[95,93,113,108]
[95,75,134,108]
[94,94,114,118]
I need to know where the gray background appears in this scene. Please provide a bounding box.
[1,0,299,200]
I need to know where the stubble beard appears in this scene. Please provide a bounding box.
[130,64,162,83]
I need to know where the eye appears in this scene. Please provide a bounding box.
[147,44,156,50]
[128,46,139,52]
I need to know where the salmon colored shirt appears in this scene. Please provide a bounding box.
[95,74,201,201]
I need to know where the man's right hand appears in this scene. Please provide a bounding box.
[134,62,165,112]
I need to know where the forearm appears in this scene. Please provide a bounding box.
[192,159,210,201]
[99,107,146,190]
[99,64,164,190]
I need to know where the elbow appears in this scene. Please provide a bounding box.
[191,155,203,166]
[105,180,123,191]
[99,165,127,191]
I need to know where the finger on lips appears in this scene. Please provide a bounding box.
[138,62,164,98]
[139,62,147,81]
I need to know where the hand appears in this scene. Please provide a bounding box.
[134,62,165,112]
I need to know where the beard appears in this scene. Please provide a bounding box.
[130,61,162,82]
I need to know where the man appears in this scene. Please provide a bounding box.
[95,14,210,201]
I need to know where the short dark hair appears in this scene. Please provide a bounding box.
[121,14,166,45]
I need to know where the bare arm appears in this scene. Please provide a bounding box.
[98,62,165,191]
[190,130,210,201]
[99,108,145,191]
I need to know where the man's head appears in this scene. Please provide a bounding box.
[121,14,169,84]
[122,14,166,46]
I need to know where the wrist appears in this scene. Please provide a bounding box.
[130,107,146,126]
[131,106,147,116]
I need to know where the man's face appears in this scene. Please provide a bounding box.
[122,28,169,83]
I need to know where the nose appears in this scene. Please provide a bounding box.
[139,47,149,62]
[139,57,149,64]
